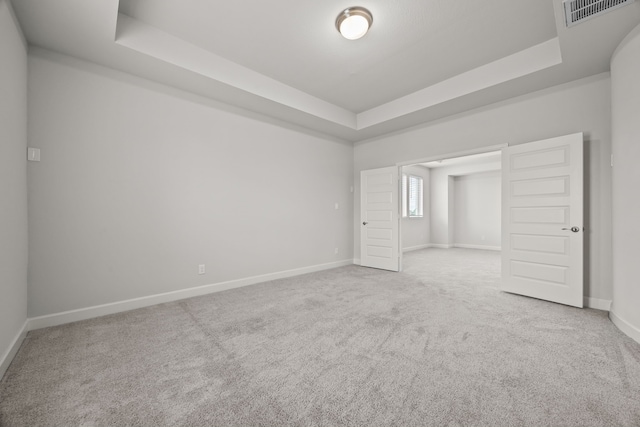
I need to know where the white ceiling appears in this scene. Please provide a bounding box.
[118,0,557,113]
[11,0,640,142]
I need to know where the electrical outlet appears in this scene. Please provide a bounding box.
[335,203,339,210]
[335,248,339,255]
[198,264,205,275]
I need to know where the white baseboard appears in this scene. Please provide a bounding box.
[353,258,361,265]
[583,297,612,311]
[453,244,501,251]
[429,244,453,249]
[609,309,640,345]
[402,244,431,253]
[27,259,354,331]
[0,320,28,380]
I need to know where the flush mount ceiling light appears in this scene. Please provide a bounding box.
[335,7,373,40]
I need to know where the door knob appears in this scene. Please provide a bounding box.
[362,221,368,225]
[561,226,581,232]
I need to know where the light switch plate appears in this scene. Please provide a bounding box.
[27,147,41,162]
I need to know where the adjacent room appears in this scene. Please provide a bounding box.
[2,0,640,425]
[401,151,502,255]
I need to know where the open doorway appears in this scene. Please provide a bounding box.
[400,150,502,262]
[360,134,584,307]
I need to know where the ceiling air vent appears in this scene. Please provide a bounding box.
[563,0,636,27]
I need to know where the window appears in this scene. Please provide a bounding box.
[402,174,423,218]
[402,174,408,218]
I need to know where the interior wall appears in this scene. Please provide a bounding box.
[454,171,501,249]
[401,165,430,251]
[354,73,612,301]
[0,0,28,374]
[429,159,501,247]
[27,49,354,318]
[610,22,640,342]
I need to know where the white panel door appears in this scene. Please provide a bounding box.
[361,167,400,271]
[502,133,583,307]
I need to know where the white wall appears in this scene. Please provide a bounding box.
[429,159,501,247]
[27,49,354,318]
[0,0,28,376]
[354,73,612,301]
[401,165,430,251]
[454,171,501,249]
[610,23,640,342]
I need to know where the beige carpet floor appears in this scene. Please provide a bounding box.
[1,248,639,426]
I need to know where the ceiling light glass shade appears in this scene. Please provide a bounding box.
[336,7,373,40]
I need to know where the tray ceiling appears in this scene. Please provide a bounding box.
[11,0,640,142]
